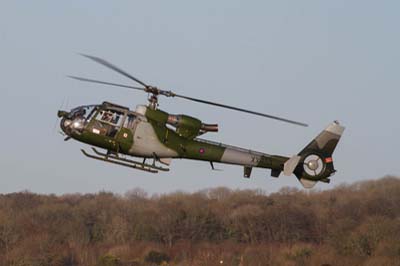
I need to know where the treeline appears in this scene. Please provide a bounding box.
[0,176,399,266]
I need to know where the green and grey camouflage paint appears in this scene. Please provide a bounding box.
[59,102,345,188]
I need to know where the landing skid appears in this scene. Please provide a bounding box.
[81,148,170,173]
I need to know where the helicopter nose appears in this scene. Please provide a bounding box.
[60,117,72,135]
[58,110,71,135]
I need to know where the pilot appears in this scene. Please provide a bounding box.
[102,112,112,122]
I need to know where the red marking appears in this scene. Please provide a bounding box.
[325,157,333,163]
[199,148,205,154]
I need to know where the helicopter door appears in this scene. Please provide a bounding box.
[124,114,136,129]
[115,114,135,153]
[92,109,125,138]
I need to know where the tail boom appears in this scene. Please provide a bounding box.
[187,121,344,188]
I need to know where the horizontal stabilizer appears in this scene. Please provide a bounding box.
[284,155,301,176]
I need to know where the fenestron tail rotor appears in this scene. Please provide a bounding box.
[69,54,308,127]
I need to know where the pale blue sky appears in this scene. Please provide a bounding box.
[1,1,399,194]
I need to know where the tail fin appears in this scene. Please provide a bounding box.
[284,121,345,188]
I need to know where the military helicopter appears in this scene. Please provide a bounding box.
[58,54,345,188]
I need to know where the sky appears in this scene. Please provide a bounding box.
[1,1,399,195]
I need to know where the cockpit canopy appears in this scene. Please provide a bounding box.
[59,102,134,137]
[66,102,129,121]
[68,105,98,120]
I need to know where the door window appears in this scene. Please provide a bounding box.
[92,109,125,137]
[123,114,136,129]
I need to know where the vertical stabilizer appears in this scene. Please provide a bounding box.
[299,120,345,157]
[285,121,345,188]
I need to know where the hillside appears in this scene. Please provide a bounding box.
[0,176,399,266]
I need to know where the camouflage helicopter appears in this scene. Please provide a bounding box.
[58,54,345,188]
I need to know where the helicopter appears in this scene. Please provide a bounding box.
[57,54,345,188]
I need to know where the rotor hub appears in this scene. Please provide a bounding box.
[307,159,319,171]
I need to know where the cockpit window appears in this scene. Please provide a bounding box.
[91,108,126,138]
[69,105,97,121]
[96,109,124,126]
[100,111,113,122]
[85,106,97,121]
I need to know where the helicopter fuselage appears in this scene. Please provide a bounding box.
[59,102,287,174]
[58,101,343,187]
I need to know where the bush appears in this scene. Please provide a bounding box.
[98,254,121,266]
[144,250,170,265]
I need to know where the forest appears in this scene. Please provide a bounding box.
[0,176,399,266]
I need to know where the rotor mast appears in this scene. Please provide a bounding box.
[147,88,159,109]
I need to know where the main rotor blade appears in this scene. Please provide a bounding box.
[74,54,307,126]
[174,94,308,127]
[79,53,149,87]
[67,76,146,92]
